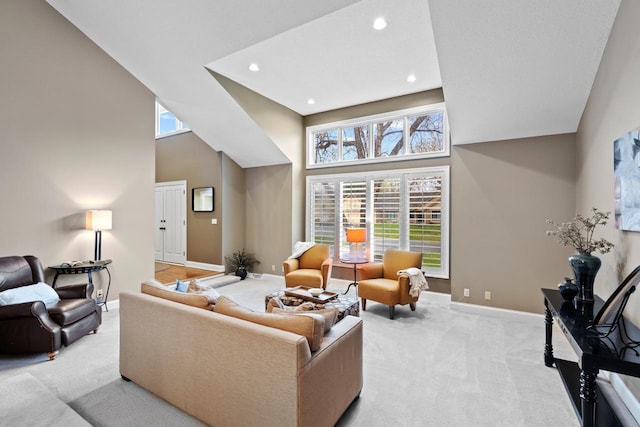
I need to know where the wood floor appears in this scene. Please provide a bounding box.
[154,263,223,284]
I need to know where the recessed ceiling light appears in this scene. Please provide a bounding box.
[307,99,316,105]
[373,17,387,30]
[248,63,260,72]
[407,74,417,83]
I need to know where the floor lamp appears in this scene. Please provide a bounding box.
[86,210,112,261]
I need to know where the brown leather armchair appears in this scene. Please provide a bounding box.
[358,249,423,319]
[283,244,333,289]
[0,255,102,360]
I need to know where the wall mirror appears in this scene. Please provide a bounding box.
[192,187,214,212]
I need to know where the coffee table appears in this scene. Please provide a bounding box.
[265,289,359,322]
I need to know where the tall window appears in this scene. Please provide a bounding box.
[155,101,190,138]
[307,104,448,168]
[307,166,449,279]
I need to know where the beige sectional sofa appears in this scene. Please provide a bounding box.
[119,285,363,427]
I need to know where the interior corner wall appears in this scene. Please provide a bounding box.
[221,153,246,269]
[211,72,303,272]
[0,0,155,301]
[155,132,223,264]
[451,134,576,313]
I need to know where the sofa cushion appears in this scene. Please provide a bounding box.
[0,282,60,308]
[214,296,324,351]
[141,280,213,310]
[272,307,338,333]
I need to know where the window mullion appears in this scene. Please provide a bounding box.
[399,176,409,249]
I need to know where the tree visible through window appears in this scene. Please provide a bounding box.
[308,104,448,168]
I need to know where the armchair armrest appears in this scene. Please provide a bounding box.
[56,283,94,299]
[359,263,383,280]
[283,258,299,275]
[0,301,49,320]
[398,275,411,295]
[321,258,333,279]
[0,300,62,355]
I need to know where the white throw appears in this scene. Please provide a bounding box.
[288,241,316,259]
[397,267,429,297]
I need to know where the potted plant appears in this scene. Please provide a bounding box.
[224,248,260,280]
[546,208,614,302]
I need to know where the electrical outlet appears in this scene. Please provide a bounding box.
[97,289,103,298]
[485,291,491,300]
[271,265,275,271]
[463,288,470,297]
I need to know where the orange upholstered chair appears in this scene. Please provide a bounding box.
[283,244,333,289]
[358,249,423,319]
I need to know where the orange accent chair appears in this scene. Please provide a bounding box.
[283,244,333,289]
[358,249,423,319]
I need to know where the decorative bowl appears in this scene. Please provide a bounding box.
[309,288,323,297]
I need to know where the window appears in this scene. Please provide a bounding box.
[307,104,448,168]
[155,101,190,138]
[307,166,449,278]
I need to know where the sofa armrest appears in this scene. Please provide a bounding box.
[359,262,383,280]
[299,315,363,427]
[56,283,94,299]
[283,258,299,275]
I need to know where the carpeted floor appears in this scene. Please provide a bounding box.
[154,263,223,284]
[0,275,581,426]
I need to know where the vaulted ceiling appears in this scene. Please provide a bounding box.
[46,0,621,168]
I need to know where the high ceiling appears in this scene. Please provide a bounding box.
[46,0,620,168]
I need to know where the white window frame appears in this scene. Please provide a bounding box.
[306,165,450,279]
[307,103,449,169]
[155,100,190,139]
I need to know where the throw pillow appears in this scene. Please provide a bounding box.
[187,279,213,293]
[0,282,60,308]
[272,307,338,333]
[175,279,189,293]
[141,280,213,310]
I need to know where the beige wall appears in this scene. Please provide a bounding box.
[221,153,246,266]
[577,0,640,307]
[576,0,640,403]
[451,135,576,311]
[156,132,223,264]
[0,0,155,301]
[213,72,303,273]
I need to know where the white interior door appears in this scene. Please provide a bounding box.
[154,181,186,264]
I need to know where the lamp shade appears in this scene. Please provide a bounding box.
[86,210,112,231]
[346,228,366,243]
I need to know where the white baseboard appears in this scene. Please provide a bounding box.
[608,372,640,425]
[184,261,224,271]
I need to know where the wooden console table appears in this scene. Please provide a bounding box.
[542,288,640,427]
[50,259,112,311]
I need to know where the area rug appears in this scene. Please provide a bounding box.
[0,373,90,426]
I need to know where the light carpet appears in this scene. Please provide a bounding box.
[0,373,90,426]
[0,275,580,426]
